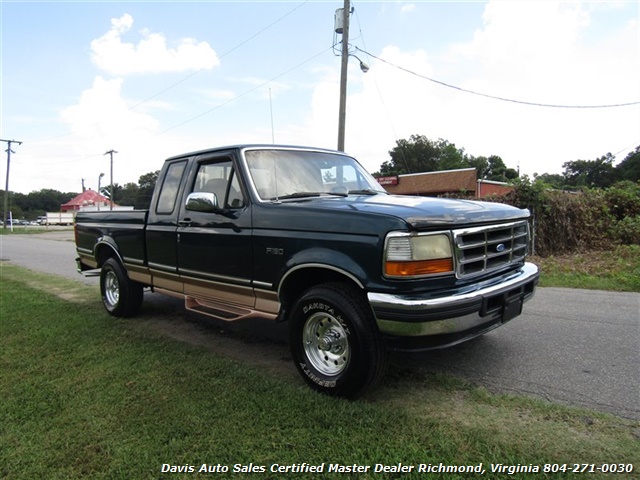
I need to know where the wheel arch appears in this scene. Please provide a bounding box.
[278,263,366,318]
[94,238,124,268]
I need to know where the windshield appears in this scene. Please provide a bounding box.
[244,149,386,201]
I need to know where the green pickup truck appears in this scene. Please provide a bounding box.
[76,145,539,397]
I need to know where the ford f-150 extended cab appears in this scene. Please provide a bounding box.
[76,145,539,397]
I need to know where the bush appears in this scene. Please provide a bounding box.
[603,181,640,220]
[533,190,613,256]
[490,180,639,256]
[610,215,640,245]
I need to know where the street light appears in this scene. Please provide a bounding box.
[104,150,117,210]
[97,173,105,211]
[352,54,369,73]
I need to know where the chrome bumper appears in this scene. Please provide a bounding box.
[368,263,539,349]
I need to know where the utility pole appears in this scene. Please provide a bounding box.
[337,0,350,152]
[104,149,117,211]
[1,139,22,230]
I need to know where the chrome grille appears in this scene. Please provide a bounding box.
[453,221,529,278]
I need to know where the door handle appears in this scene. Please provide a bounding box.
[178,218,192,227]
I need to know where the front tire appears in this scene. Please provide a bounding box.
[289,283,387,398]
[100,257,143,317]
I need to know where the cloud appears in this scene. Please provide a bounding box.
[400,3,416,14]
[91,13,220,76]
[299,1,639,177]
[12,74,164,194]
[60,76,159,142]
[40,76,169,191]
[271,46,437,173]
[441,1,639,173]
[196,88,238,102]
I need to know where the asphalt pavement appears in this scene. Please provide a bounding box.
[1,230,638,419]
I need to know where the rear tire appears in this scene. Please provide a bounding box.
[100,257,143,317]
[289,283,387,398]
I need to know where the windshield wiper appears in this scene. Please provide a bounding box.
[348,189,381,195]
[271,191,348,201]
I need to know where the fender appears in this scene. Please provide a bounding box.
[94,236,125,267]
[277,247,368,296]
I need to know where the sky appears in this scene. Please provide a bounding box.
[1,0,639,195]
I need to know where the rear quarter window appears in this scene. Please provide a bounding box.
[156,160,187,214]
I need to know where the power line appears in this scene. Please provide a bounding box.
[356,47,640,109]
[612,140,640,158]
[155,46,333,136]
[351,5,412,173]
[128,1,310,112]
[26,1,311,146]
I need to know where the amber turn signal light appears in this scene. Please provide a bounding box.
[385,258,454,277]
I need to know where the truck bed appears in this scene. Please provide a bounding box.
[75,210,149,271]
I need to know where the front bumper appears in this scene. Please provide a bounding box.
[368,263,539,352]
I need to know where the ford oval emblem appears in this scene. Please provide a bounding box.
[496,243,506,252]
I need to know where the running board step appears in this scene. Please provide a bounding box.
[185,296,252,322]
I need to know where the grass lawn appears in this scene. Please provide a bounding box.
[531,245,640,292]
[1,264,638,479]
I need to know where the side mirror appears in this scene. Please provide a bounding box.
[185,192,219,213]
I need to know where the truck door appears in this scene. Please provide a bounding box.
[146,159,188,292]
[176,153,254,307]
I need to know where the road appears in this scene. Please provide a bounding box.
[1,231,638,420]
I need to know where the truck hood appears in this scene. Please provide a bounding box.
[294,193,529,229]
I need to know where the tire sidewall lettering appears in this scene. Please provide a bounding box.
[302,302,351,335]
[299,362,337,388]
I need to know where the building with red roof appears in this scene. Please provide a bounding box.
[60,189,115,212]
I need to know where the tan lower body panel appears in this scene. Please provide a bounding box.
[90,257,280,323]
[148,270,280,323]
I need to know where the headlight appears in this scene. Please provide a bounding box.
[384,232,453,277]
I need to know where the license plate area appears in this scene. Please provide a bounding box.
[481,288,525,323]
[502,294,524,323]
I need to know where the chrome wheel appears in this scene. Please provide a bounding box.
[290,283,388,397]
[103,270,120,308]
[100,258,144,317]
[302,312,350,376]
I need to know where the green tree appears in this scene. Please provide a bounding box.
[378,135,467,176]
[563,153,616,188]
[466,156,489,178]
[118,182,139,207]
[376,135,520,182]
[437,140,467,171]
[2,188,76,220]
[615,145,640,182]
[28,189,75,213]
[100,183,123,204]
[378,135,438,175]
[135,170,159,209]
[484,155,519,181]
[533,173,565,189]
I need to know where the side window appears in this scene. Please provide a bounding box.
[192,160,244,209]
[156,160,187,214]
